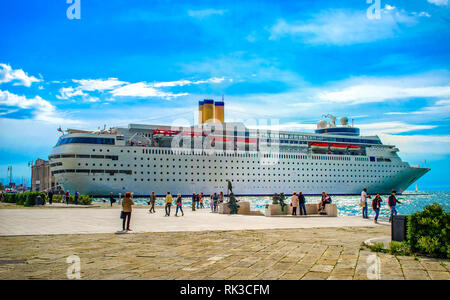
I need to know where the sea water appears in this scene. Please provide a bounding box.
[94,191,450,219]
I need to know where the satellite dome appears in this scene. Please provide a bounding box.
[340,117,348,126]
[317,120,327,129]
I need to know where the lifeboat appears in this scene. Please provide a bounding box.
[348,145,361,152]
[310,142,329,151]
[330,143,347,152]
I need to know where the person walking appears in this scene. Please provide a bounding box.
[165,192,173,216]
[74,191,79,205]
[175,194,184,217]
[121,192,134,231]
[298,191,307,215]
[149,192,156,213]
[191,193,196,211]
[196,193,200,209]
[388,190,402,222]
[372,194,383,223]
[200,193,204,208]
[109,192,116,207]
[219,192,224,203]
[213,193,218,212]
[48,189,53,205]
[65,191,70,205]
[210,193,214,212]
[360,188,371,219]
[291,192,299,216]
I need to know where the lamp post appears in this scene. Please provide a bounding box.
[28,161,33,192]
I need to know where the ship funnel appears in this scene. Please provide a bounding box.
[214,101,224,123]
[203,99,214,123]
[198,101,204,124]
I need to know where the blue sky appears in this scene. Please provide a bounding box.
[0,0,449,189]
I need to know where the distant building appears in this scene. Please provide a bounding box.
[31,158,58,192]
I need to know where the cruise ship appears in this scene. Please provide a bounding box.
[48,100,430,196]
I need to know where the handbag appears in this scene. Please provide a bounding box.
[120,211,125,219]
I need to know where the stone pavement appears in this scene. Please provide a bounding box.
[0,226,449,280]
[0,207,388,236]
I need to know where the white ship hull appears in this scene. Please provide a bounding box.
[50,143,430,197]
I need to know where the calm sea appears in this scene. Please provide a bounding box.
[94,191,450,219]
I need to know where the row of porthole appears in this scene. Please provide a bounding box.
[92,177,386,184]
[132,171,393,179]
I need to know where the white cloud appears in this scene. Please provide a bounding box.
[152,77,225,88]
[427,0,448,6]
[0,108,19,116]
[110,82,188,98]
[72,78,128,91]
[187,9,227,19]
[110,77,226,99]
[268,9,417,45]
[56,87,87,100]
[83,96,101,103]
[0,90,53,114]
[385,99,450,116]
[56,77,227,100]
[0,89,79,124]
[418,11,431,17]
[315,72,450,104]
[0,64,41,87]
[380,133,450,155]
[358,121,436,135]
[385,4,396,10]
[318,85,450,104]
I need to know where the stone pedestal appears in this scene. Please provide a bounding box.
[218,201,250,215]
[264,204,287,216]
[266,203,337,217]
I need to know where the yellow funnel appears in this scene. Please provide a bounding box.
[214,101,224,123]
[203,99,214,123]
[198,101,204,124]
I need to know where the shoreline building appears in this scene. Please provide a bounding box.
[31,158,58,192]
[48,101,430,196]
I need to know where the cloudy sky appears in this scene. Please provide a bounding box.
[0,0,449,189]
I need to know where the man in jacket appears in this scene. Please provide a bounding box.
[298,192,307,215]
[388,190,402,222]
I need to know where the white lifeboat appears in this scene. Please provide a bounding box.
[311,142,329,151]
[330,143,347,152]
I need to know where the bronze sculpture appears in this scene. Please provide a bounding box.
[228,193,240,214]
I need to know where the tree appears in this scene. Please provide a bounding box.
[0,182,4,190]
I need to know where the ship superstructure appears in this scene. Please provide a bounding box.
[49,101,430,196]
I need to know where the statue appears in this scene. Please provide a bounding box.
[272,193,279,204]
[279,193,286,213]
[228,193,240,214]
[226,180,233,196]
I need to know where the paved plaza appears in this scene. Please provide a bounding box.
[0,207,387,236]
[0,207,448,280]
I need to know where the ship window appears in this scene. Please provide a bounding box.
[56,137,115,146]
